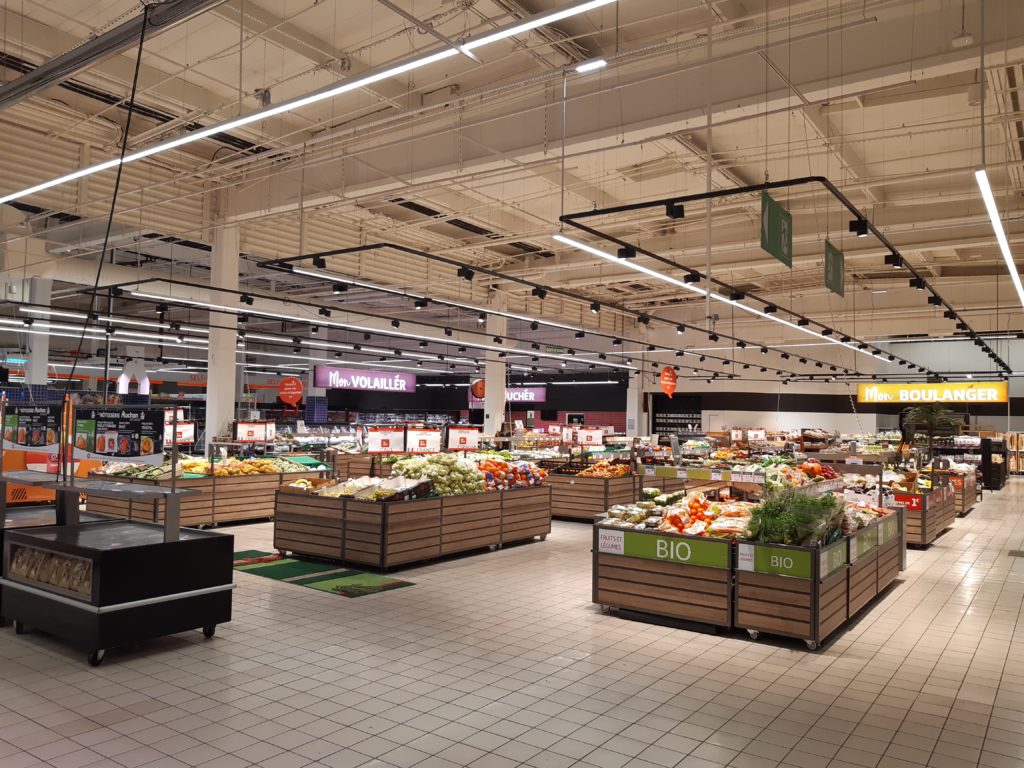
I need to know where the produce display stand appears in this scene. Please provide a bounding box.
[593,526,733,628]
[329,452,374,479]
[0,400,232,666]
[547,472,638,521]
[891,485,955,546]
[734,537,849,650]
[931,471,976,516]
[274,485,551,569]
[85,468,328,526]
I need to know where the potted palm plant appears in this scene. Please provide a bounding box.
[901,403,964,467]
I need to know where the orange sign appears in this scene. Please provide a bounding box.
[659,366,677,398]
[278,377,304,406]
[470,379,486,399]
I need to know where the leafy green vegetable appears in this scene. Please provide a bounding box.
[747,489,844,546]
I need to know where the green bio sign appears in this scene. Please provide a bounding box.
[850,525,878,561]
[824,240,845,297]
[819,541,848,580]
[761,191,793,267]
[739,542,812,579]
[598,528,729,569]
[877,514,899,545]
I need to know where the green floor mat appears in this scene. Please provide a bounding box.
[233,551,413,597]
[292,571,414,598]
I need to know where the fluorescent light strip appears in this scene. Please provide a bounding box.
[553,234,884,362]
[130,290,634,371]
[0,0,615,207]
[574,58,607,73]
[976,169,1024,309]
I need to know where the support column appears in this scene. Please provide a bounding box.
[483,313,507,437]
[26,278,52,388]
[305,346,328,424]
[205,223,239,451]
[626,369,646,437]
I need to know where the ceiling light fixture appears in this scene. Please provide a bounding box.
[590,302,601,314]
[575,57,607,73]
[976,169,1024,310]
[0,0,618,207]
[849,218,869,238]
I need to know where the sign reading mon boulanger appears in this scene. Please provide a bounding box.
[857,381,1008,404]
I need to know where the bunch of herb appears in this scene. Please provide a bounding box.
[746,489,844,546]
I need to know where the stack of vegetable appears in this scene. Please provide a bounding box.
[477,458,547,491]
[578,461,631,478]
[746,488,845,546]
[799,459,839,480]
[602,491,754,539]
[391,454,485,496]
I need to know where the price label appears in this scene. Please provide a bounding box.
[367,427,406,454]
[561,426,574,444]
[748,429,766,441]
[845,457,864,465]
[447,427,480,451]
[407,429,441,454]
[710,470,724,482]
[578,429,604,447]
[892,493,923,511]
[730,429,744,442]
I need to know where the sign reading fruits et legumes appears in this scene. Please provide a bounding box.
[73,408,165,465]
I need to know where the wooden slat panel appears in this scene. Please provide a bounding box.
[737,571,812,594]
[599,564,729,597]
[739,583,811,607]
[735,611,809,638]
[736,597,809,622]
[597,588,729,626]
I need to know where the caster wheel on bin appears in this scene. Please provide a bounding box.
[203,625,216,639]
[805,640,819,651]
[13,620,26,635]
[747,630,759,640]
[540,535,548,541]
[88,650,105,667]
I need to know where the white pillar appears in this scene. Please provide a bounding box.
[483,313,507,437]
[626,370,645,436]
[205,224,239,451]
[26,278,52,387]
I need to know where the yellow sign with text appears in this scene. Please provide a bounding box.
[857,381,1008,404]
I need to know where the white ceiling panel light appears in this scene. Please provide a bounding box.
[976,170,1024,310]
[0,0,615,207]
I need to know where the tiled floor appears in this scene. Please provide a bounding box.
[3,482,1024,768]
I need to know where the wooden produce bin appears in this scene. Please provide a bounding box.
[85,470,327,526]
[734,538,849,650]
[641,475,689,494]
[592,526,732,628]
[330,453,373,479]
[274,486,551,569]
[847,511,904,617]
[892,485,955,546]
[548,473,638,521]
[933,472,976,516]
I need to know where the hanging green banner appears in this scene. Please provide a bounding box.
[824,240,845,297]
[760,191,793,267]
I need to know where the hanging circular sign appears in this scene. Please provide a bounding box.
[470,379,486,399]
[278,377,304,406]
[659,366,677,398]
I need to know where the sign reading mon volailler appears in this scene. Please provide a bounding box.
[857,381,1008,404]
[313,366,416,393]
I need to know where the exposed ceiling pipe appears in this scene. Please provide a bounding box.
[0,0,229,113]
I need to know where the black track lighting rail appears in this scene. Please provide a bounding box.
[559,176,1010,375]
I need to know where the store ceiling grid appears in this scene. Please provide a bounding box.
[0,0,1023,383]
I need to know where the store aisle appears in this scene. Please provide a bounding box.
[2,484,1024,768]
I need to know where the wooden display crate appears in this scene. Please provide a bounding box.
[932,472,976,516]
[85,471,326,526]
[274,486,551,569]
[547,474,637,521]
[892,486,955,546]
[593,526,732,628]
[641,476,689,494]
[330,453,374,479]
[734,538,849,650]
[847,511,904,617]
